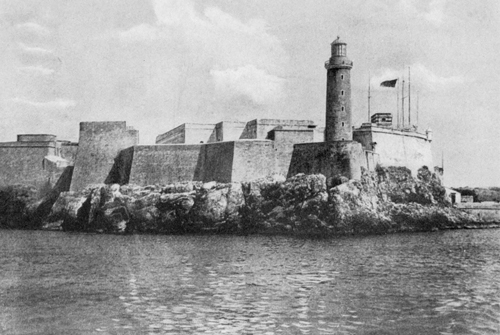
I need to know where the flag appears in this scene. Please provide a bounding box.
[380,79,398,87]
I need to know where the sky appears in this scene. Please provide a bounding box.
[0,0,499,187]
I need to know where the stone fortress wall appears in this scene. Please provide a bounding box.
[0,134,76,196]
[70,122,139,192]
[108,119,313,186]
[0,38,436,196]
[0,117,433,195]
[119,140,275,186]
[353,123,434,176]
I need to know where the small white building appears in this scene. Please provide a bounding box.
[445,187,461,205]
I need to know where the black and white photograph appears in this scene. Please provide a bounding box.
[0,0,499,334]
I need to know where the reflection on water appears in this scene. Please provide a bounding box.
[1,229,499,334]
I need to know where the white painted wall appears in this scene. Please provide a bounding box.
[372,130,433,177]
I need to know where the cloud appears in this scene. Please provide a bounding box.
[411,63,463,88]
[119,23,160,43]
[397,0,447,26]
[203,7,269,39]
[116,0,286,70]
[11,98,76,109]
[18,42,53,55]
[16,22,51,36]
[424,0,447,26]
[114,0,287,108]
[17,65,54,75]
[371,63,463,91]
[120,0,284,64]
[153,0,200,26]
[211,65,285,105]
[359,0,447,28]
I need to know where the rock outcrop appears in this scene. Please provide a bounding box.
[0,166,493,235]
[0,184,39,229]
[328,166,479,234]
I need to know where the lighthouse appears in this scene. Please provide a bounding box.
[325,36,353,142]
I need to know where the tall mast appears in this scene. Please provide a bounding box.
[408,67,411,126]
[396,79,399,128]
[417,91,419,127]
[402,77,405,128]
[368,72,371,122]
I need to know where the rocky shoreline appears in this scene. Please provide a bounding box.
[0,166,496,236]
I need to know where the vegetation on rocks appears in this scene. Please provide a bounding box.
[453,186,500,202]
[0,166,494,235]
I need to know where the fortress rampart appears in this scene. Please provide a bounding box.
[0,135,76,196]
[107,121,311,186]
[70,122,139,192]
[0,115,432,196]
[0,37,436,197]
[353,123,433,176]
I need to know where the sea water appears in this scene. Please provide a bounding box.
[1,229,499,334]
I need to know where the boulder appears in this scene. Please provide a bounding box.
[191,182,245,230]
[48,191,88,230]
[162,181,202,194]
[154,191,196,233]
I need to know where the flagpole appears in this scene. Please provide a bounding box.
[408,66,411,127]
[396,79,399,128]
[368,72,371,122]
[402,76,405,128]
[417,91,419,129]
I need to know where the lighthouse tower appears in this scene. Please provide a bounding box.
[287,37,365,181]
[325,36,353,142]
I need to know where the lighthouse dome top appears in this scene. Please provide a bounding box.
[331,36,346,45]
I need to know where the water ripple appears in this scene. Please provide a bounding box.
[0,230,499,334]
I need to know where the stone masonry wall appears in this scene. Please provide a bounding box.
[59,142,78,164]
[269,129,315,177]
[0,144,55,196]
[202,141,235,183]
[288,141,365,183]
[70,122,139,192]
[256,119,315,139]
[109,140,276,186]
[128,144,204,185]
[155,124,186,144]
[156,123,216,144]
[232,140,276,182]
[214,121,247,142]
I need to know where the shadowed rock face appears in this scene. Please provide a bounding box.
[1,167,491,235]
[0,184,39,229]
[328,167,477,234]
[0,166,73,230]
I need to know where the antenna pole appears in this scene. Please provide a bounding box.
[368,72,371,122]
[402,77,405,128]
[408,67,411,126]
[396,79,399,128]
[417,91,419,127]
